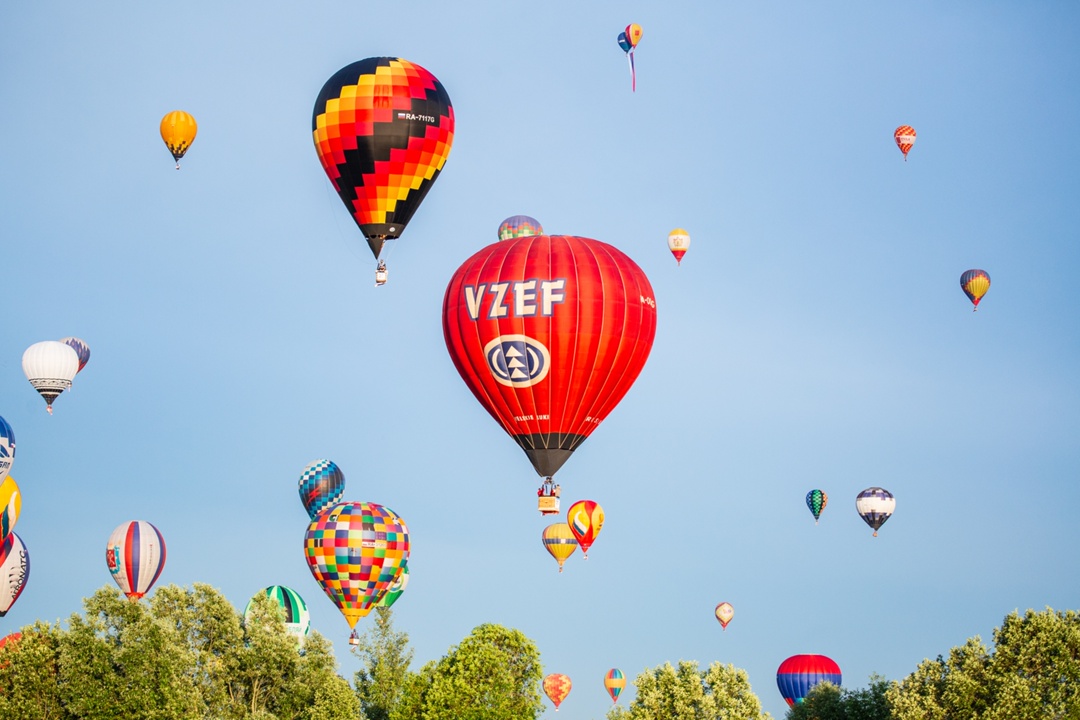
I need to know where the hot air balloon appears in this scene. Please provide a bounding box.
[541,522,578,572]
[304,502,409,645]
[0,415,14,481]
[379,562,409,608]
[777,654,842,706]
[442,235,657,489]
[856,487,895,537]
[566,500,604,559]
[960,269,991,311]
[59,337,91,373]
[498,215,544,241]
[806,489,828,524]
[617,24,643,91]
[312,57,454,282]
[0,477,20,548]
[544,673,572,710]
[604,668,625,704]
[22,341,79,414]
[106,520,166,600]
[160,111,197,169]
[0,533,29,617]
[245,585,311,640]
[0,632,20,652]
[667,228,690,265]
[298,459,346,520]
[715,602,734,630]
[894,125,916,161]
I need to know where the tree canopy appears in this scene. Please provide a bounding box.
[607,660,772,720]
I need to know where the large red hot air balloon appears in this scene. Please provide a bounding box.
[443,235,657,483]
[312,57,454,266]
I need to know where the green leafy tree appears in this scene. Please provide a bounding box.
[57,587,202,720]
[392,623,543,720]
[785,675,890,720]
[887,608,1080,720]
[0,621,73,720]
[354,606,414,720]
[606,660,771,720]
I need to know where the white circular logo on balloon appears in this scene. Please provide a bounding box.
[484,335,550,388]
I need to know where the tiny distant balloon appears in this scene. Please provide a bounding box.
[59,337,91,373]
[618,23,643,91]
[667,228,690,265]
[541,522,578,572]
[544,672,572,710]
[856,487,895,537]
[0,477,20,548]
[960,269,990,311]
[566,500,604,558]
[0,533,29,617]
[245,585,311,640]
[106,520,167,600]
[22,341,79,414]
[894,125,916,161]
[604,668,625,704]
[498,215,544,241]
[0,416,14,480]
[806,489,828,524]
[777,654,842,706]
[715,601,734,630]
[298,459,345,520]
[160,110,198,169]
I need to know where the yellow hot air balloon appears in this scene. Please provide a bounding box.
[541,523,577,572]
[160,111,198,169]
[0,477,20,547]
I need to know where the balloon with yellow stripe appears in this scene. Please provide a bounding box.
[541,522,577,572]
[160,111,197,169]
[960,269,991,311]
[566,500,604,558]
[0,477,21,547]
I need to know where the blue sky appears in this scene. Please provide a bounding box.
[2,2,1079,718]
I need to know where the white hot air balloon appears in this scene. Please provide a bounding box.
[106,520,167,600]
[0,533,29,617]
[22,341,79,414]
[856,487,896,537]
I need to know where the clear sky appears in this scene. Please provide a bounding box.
[2,2,1079,718]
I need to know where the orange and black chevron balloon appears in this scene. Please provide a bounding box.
[313,57,455,260]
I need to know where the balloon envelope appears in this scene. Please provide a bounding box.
[541,522,578,572]
[22,341,79,414]
[777,654,842,706]
[160,110,197,166]
[498,215,544,241]
[625,23,643,48]
[960,269,990,310]
[0,477,21,548]
[667,228,690,264]
[715,601,734,630]
[856,487,895,536]
[0,533,29,617]
[245,585,311,640]
[379,562,409,608]
[304,502,410,629]
[298,459,346,520]
[0,415,14,481]
[604,668,625,703]
[894,125,916,160]
[442,235,657,479]
[566,500,604,558]
[806,489,828,523]
[106,520,166,600]
[59,337,91,373]
[313,57,454,260]
[544,672,572,709]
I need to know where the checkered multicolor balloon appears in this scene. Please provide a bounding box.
[304,502,409,629]
[298,459,345,520]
